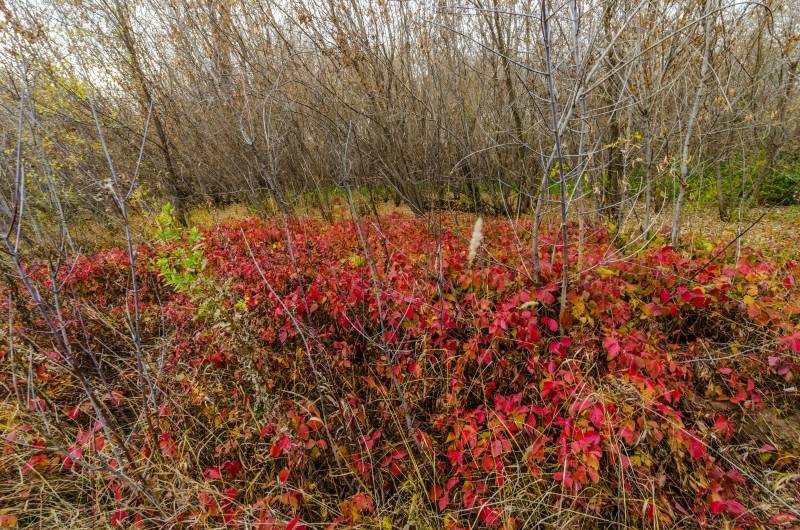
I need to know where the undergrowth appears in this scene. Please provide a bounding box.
[1,212,799,529]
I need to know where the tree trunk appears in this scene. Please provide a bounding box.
[116,3,188,225]
[671,0,713,245]
[716,159,728,221]
[602,1,623,221]
[642,117,654,234]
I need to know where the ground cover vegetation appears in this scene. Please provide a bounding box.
[1,206,799,528]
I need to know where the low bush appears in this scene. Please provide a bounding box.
[760,167,800,206]
[1,213,799,528]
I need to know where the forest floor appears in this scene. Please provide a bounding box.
[71,199,800,255]
[181,202,800,255]
[2,205,799,529]
[663,204,800,252]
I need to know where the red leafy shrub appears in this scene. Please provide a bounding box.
[1,214,799,528]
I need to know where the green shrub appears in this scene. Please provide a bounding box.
[760,166,800,205]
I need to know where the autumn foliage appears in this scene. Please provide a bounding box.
[1,213,799,528]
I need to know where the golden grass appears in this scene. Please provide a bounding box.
[65,197,800,256]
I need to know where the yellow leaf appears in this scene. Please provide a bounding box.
[597,267,617,279]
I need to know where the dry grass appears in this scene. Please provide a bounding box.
[65,194,800,257]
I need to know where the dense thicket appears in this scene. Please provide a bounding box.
[1,0,798,236]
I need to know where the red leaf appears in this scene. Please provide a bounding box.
[541,317,558,332]
[603,335,621,359]
[286,514,306,530]
[724,500,746,516]
[589,404,605,429]
[686,435,706,460]
[768,513,799,525]
[350,492,374,514]
[22,453,47,474]
[204,467,222,480]
[711,499,747,517]
[63,445,82,471]
[536,289,556,305]
[438,491,449,511]
[658,288,671,304]
[713,414,734,439]
[478,504,500,526]
[259,422,275,437]
[431,485,449,511]
[110,510,128,526]
[779,331,800,353]
[270,434,291,458]
[221,459,242,478]
[278,467,289,483]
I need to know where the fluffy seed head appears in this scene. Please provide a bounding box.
[468,216,483,263]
